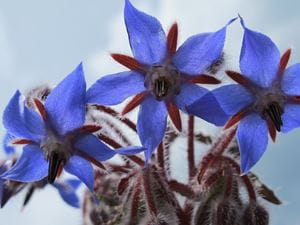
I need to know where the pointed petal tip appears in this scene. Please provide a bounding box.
[238,14,246,28]
[227,16,238,26]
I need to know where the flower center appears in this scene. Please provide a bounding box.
[263,102,283,131]
[254,90,285,131]
[145,65,181,101]
[40,134,72,183]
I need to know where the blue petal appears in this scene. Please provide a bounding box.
[173,18,236,75]
[3,91,44,142]
[23,107,46,139]
[281,104,300,133]
[74,134,116,161]
[187,92,230,126]
[239,17,280,88]
[173,83,209,113]
[1,145,48,182]
[281,63,300,96]
[53,179,81,208]
[124,0,167,65]
[66,179,81,190]
[237,113,268,173]
[137,96,167,162]
[2,133,16,155]
[64,156,94,193]
[116,146,145,155]
[86,71,145,105]
[45,63,86,136]
[212,84,254,115]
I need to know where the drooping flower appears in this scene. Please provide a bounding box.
[1,64,144,192]
[200,16,300,173]
[86,0,234,162]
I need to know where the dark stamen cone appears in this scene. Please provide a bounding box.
[48,152,64,184]
[154,78,170,99]
[264,102,283,132]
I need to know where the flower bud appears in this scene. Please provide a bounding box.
[242,203,269,225]
[212,201,238,225]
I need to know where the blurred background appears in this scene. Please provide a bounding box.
[0,0,300,224]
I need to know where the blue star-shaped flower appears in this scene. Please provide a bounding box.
[86,0,234,162]
[1,64,144,192]
[205,17,300,173]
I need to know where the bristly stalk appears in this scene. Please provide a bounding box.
[188,115,196,179]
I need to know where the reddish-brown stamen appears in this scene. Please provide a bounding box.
[189,74,221,84]
[11,139,35,145]
[224,109,248,129]
[167,23,178,56]
[167,101,182,131]
[289,96,300,104]
[111,54,144,72]
[225,70,249,86]
[34,98,47,121]
[76,150,106,171]
[77,125,102,134]
[279,48,291,75]
[122,92,147,115]
[267,119,277,142]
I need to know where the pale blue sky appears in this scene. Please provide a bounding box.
[0,0,300,224]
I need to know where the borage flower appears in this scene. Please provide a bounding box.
[204,17,300,173]
[87,0,234,161]
[1,64,144,192]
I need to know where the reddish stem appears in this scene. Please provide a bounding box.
[188,115,196,179]
[101,118,132,146]
[224,168,233,200]
[197,127,237,183]
[242,175,257,202]
[168,180,195,199]
[93,105,137,132]
[130,175,142,221]
[222,156,257,202]
[142,168,157,216]
[157,143,166,176]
